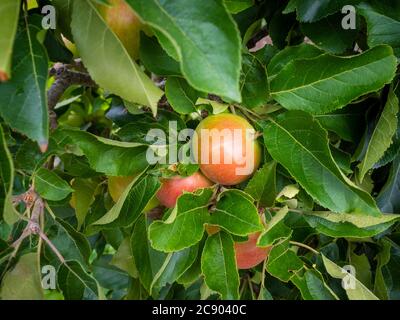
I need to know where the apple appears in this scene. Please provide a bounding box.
[234,232,270,269]
[156,171,214,208]
[58,107,85,127]
[193,113,261,185]
[108,176,160,211]
[99,0,147,60]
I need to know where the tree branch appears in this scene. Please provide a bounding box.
[47,60,97,129]
[10,189,67,264]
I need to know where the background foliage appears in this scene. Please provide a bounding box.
[0,0,400,300]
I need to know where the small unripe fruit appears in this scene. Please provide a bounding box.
[193,114,261,185]
[234,232,270,269]
[99,0,147,60]
[156,171,213,208]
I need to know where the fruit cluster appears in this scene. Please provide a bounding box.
[108,113,267,269]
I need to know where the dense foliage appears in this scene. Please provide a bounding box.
[0,0,400,300]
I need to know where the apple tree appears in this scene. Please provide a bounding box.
[0,0,400,300]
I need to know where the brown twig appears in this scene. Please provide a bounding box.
[12,186,36,207]
[38,231,66,263]
[147,206,165,221]
[10,195,42,258]
[47,60,97,129]
[10,189,66,264]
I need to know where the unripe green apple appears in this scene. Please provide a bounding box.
[108,176,159,211]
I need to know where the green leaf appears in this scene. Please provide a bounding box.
[45,217,91,267]
[62,129,149,177]
[266,238,304,282]
[358,87,399,182]
[244,161,277,207]
[115,110,186,144]
[148,188,213,252]
[303,211,400,238]
[139,34,181,76]
[111,238,138,278]
[0,125,15,223]
[209,189,263,236]
[126,278,149,300]
[132,216,166,293]
[15,138,58,174]
[0,252,44,300]
[34,168,73,202]
[258,207,292,246]
[177,250,202,285]
[240,53,269,109]
[267,43,324,77]
[358,2,400,58]
[374,120,400,168]
[0,14,49,146]
[71,0,163,115]
[61,154,100,178]
[349,249,372,289]
[300,13,358,54]
[374,238,400,300]
[331,146,352,175]
[264,111,381,216]
[197,97,229,115]
[52,0,73,39]
[0,0,20,81]
[291,270,338,300]
[94,175,160,227]
[131,216,197,296]
[126,0,242,102]
[165,77,199,114]
[377,152,400,213]
[270,45,397,114]
[285,0,361,23]
[91,255,130,294]
[201,232,239,300]
[258,286,273,300]
[44,29,73,64]
[253,44,279,67]
[224,0,253,14]
[374,238,392,299]
[321,254,379,300]
[58,260,101,300]
[314,104,366,142]
[70,178,99,230]
[151,245,198,296]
